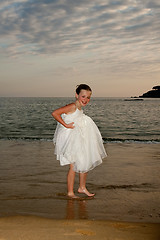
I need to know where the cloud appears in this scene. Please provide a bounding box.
[0,0,159,72]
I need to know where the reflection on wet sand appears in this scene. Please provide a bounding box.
[66,199,88,219]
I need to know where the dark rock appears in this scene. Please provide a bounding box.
[153,86,160,90]
[139,85,160,98]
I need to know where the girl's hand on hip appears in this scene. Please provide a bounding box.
[66,122,75,129]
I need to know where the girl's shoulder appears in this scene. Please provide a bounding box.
[64,102,76,114]
[58,102,76,115]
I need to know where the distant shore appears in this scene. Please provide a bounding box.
[139,85,160,98]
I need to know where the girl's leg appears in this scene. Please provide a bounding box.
[67,164,78,198]
[78,172,95,197]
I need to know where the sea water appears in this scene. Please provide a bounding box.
[0,97,160,143]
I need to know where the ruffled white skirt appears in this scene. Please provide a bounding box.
[53,108,107,173]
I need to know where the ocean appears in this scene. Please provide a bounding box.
[0,97,160,222]
[0,97,160,143]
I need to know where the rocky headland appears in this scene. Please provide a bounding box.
[139,85,160,98]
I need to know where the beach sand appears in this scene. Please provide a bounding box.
[0,216,160,240]
[0,140,160,239]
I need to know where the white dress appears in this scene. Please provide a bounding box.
[53,108,107,173]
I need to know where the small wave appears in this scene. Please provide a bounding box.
[0,137,53,142]
[0,195,56,201]
[103,138,160,144]
[1,193,92,201]
[0,137,160,144]
[95,183,153,190]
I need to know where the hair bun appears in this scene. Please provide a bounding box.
[76,84,92,94]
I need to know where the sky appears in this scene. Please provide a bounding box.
[0,0,160,97]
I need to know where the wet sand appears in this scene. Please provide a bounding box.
[1,140,160,223]
[0,216,160,240]
[0,140,160,239]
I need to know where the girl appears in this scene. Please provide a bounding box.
[52,84,107,198]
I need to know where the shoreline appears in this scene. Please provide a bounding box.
[0,216,160,240]
[0,138,160,144]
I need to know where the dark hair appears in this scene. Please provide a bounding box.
[76,84,92,95]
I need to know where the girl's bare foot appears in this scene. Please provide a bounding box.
[78,187,95,197]
[67,193,79,199]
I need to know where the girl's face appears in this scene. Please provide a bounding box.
[76,89,92,107]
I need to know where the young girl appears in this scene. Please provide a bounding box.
[52,84,107,198]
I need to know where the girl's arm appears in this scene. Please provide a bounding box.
[52,103,76,129]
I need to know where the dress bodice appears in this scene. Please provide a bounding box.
[62,108,83,124]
